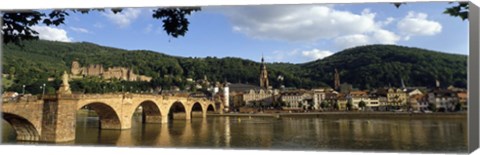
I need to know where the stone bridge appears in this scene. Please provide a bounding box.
[1,93,218,143]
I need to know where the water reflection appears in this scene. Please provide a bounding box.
[2,114,467,153]
[2,119,16,142]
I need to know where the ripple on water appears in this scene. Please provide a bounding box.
[1,116,468,153]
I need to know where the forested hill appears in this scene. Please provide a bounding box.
[2,40,467,92]
[301,45,467,89]
[2,40,314,90]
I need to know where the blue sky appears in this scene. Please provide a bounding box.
[31,2,468,64]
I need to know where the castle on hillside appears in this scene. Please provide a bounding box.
[70,60,152,82]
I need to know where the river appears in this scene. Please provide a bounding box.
[1,112,468,153]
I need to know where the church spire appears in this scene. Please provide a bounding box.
[259,54,269,89]
[334,68,340,91]
[261,52,264,63]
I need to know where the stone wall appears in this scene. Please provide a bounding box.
[70,61,152,82]
[139,75,152,82]
[103,67,128,80]
[86,64,104,76]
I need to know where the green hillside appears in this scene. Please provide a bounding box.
[302,45,467,89]
[1,40,467,94]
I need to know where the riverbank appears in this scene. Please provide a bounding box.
[208,111,467,119]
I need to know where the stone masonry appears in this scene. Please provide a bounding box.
[2,93,216,142]
[70,60,152,82]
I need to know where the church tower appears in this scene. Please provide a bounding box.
[259,55,269,89]
[334,68,340,91]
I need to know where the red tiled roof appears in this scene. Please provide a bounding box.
[457,92,467,98]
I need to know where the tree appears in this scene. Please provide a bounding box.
[428,103,437,112]
[333,102,340,111]
[320,101,328,110]
[278,100,287,108]
[307,102,314,110]
[346,100,353,111]
[2,7,200,44]
[454,102,462,112]
[8,67,15,79]
[358,100,366,111]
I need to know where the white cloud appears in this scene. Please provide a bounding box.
[397,11,442,37]
[216,6,445,53]
[302,49,334,60]
[267,48,333,63]
[31,25,72,42]
[218,5,406,51]
[334,29,401,49]
[334,34,371,49]
[102,8,141,28]
[372,29,401,44]
[70,27,90,33]
[220,5,378,42]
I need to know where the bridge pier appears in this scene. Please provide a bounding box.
[161,114,169,123]
[202,109,207,118]
[185,109,192,120]
[39,97,77,142]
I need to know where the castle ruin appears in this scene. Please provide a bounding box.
[70,60,152,82]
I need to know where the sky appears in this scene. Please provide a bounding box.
[30,2,469,64]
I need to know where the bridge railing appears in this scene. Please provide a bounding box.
[79,94,125,99]
[2,95,42,103]
[12,92,216,102]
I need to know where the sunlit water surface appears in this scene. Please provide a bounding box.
[2,113,467,153]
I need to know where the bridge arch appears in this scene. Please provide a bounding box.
[206,103,216,113]
[168,101,187,120]
[133,100,162,123]
[2,113,40,141]
[190,102,204,118]
[78,102,122,129]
